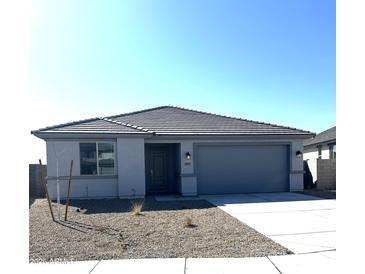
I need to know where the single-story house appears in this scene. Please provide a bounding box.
[303,126,336,187]
[31,106,314,199]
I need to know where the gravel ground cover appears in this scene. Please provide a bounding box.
[29,198,291,262]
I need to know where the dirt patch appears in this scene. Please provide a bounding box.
[29,198,291,262]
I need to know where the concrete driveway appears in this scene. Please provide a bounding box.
[205,192,336,254]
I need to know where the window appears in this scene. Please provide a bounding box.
[80,143,97,175]
[329,143,336,159]
[80,142,115,175]
[317,145,322,159]
[98,143,115,175]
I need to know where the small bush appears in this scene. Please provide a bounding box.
[131,200,144,215]
[184,217,196,228]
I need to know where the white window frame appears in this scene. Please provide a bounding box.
[79,141,116,176]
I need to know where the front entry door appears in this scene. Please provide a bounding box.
[148,149,168,193]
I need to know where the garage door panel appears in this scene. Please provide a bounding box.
[197,145,289,194]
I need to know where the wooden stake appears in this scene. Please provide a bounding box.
[64,160,74,221]
[39,159,55,222]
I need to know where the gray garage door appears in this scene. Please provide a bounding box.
[196,145,289,194]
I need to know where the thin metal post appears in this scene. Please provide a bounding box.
[64,160,74,221]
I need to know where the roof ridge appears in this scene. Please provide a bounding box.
[106,106,170,119]
[167,106,315,134]
[31,117,101,134]
[102,118,155,134]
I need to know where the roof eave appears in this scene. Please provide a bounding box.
[31,131,153,140]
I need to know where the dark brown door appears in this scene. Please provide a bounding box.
[148,150,168,193]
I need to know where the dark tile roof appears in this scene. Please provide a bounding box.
[32,106,314,137]
[31,118,148,135]
[303,126,336,147]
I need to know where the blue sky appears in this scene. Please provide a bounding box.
[30,0,335,133]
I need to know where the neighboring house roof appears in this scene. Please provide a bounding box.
[303,126,336,147]
[31,106,314,138]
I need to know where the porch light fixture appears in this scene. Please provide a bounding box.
[185,152,191,160]
[296,150,303,158]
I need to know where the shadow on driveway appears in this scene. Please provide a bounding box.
[202,192,326,207]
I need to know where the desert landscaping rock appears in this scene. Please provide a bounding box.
[29,198,291,262]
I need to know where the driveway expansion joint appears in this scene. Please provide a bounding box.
[266,256,283,274]
[295,248,336,255]
[268,230,336,237]
[89,260,101,274]
[184,258,187,274]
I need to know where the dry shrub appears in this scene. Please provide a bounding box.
[184,217,196,228]
[131,200,144,215]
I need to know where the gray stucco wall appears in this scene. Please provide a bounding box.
[44,137,305,199]
[46,140,118,199]
[47,177,118,199]
[117,138,146,197]
[289,140,304,191]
